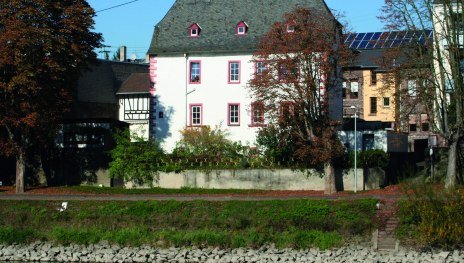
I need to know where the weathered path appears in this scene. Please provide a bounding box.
[0,193,399,201]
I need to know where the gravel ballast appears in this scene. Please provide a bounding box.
[0,242,463,262]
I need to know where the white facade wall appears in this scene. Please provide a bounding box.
[337,130,388,152]
[118,96,150,141]
[154,53,262,151]
[432,2,463,131]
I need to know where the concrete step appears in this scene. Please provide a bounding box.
[378,231,395,236]
[377,238,397,250]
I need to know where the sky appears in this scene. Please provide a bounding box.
[87,0,386,60]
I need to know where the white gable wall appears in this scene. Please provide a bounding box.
[154,53,261,152]
[118,96,151,141]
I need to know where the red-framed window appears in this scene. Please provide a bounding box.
[278,60,298,81]
[235,21,248,35]
[188,23,201,37]
[228,103,240,126]
[190,104,203,126]
[279,101,294,119]
[286,20,296,33]
[189,60,201,84]
[228,61,241,84]
[250,102,265,126]
[255,61,266,75]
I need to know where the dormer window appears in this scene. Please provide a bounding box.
[286,24,295,33]
[188,23,201,37]
[286,20,296,33]
[235,21,248,35]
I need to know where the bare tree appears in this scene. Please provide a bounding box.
[379,0,463,188]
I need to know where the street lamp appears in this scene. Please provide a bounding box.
[350,105,358,193]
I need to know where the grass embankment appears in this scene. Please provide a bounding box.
[0,199,377,249]
[64,186,267,195]
[397,184,464,249]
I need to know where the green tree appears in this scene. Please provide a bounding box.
[109,129,164,186]
[0,0,102,193]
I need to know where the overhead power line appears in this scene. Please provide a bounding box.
[96,0,141,13]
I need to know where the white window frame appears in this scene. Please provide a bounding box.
[287,25,295,33]
[256,61,266,74]
[237,26,246,35]
[251,102,264,126]
[190,105,202,126]
[228,61,240,83]
[228,104,240,126]
[189,61,201,84]
[407,80,417,96]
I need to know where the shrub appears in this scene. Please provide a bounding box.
[256,124,296,165]
[109,129,165,185]
[359,150,389,168]
[174,126,243,159]
[398,183,464,248]
[337,150,390,169]
[170,126,251,170]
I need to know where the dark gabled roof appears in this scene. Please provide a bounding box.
[63,60,149,120]
[348,49,386,69]
[117,73,151,95]
[76,60,149,104]
[148,0,334,55]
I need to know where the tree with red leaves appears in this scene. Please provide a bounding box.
[249,8,351,194]
[0,0,101,193]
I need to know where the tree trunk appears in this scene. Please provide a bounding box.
[15,149,26,194]
[445,139,458,189]
[324,160,337,195]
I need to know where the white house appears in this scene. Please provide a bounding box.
[146,0,342,151]
[432,0,463,128]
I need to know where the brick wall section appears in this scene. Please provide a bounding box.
[343,69,364,119]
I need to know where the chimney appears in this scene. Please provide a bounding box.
[119,46,127,62]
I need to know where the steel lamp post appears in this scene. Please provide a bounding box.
[350,106,358,193]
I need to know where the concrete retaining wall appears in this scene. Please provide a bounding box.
[125,168,385,191]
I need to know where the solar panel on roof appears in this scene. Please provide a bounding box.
[383,40,395,48]
[365,41,376,49]
[405,31,416,39]
[358,41,370,49]
[389,32,399,40]
[364,33,374,41]
[396,31,407,39]
[344,30,433,50]
[372,32,382,39]
[351,40,361,49]
[355,33,366,41]
[391,40,403,48]
[345,33,356,43]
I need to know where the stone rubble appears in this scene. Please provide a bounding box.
[0,242,463,262]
